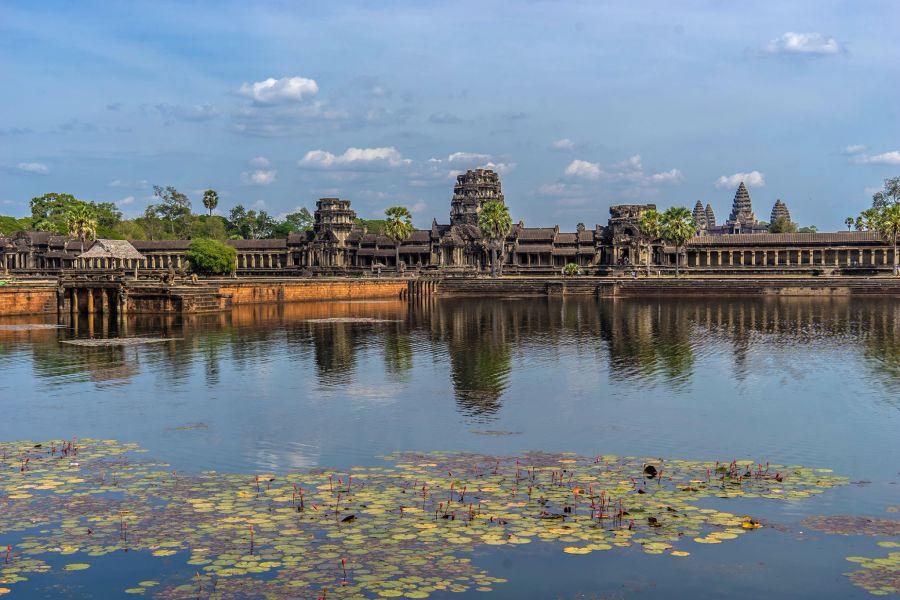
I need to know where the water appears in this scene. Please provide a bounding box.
[1,297,898,598]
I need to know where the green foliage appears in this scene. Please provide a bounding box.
[845,217,856,231]
[65,204,98,242]
[768,217,797,233]
[872,176,900,209]
[661,206,696,276]
[478,201,512,277]
[148,185,192,237]
[383,206,414,243]
[563,263,580,276]
[384,206,414,268]
[354,218,387,234]
[0,215,32,235]
[184,238,236,274]
[284,208,313,232]
[798,225,818,233]
[111,220,148,240]
[28,193,122,234]
[189,215,228,240]
[201,189,219,216]
[227,205,276,239]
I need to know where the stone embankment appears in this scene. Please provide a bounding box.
[2,276,900,316]
[434,276,900,298]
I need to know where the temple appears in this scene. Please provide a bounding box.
[1,170,895,277]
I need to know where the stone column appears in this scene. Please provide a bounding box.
[86,288,94,313]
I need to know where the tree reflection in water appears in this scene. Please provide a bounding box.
[4,296,899,416]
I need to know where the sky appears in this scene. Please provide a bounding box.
[1,0,899,231]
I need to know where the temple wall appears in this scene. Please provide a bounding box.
[0,282,58,315]
[216,279,408,305]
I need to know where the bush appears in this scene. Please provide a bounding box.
[563,263,580,276]
[185,238,236,274]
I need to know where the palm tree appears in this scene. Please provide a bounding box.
[66,204,98,257]
[661,206,696,277]
[202,189,219,216]
[872,204,900,276]
[384,206,414,271]
[478,201,512,277]
[638,208,662,276]
[844,216,855,231]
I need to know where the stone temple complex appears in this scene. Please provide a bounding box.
[1,169,896,276]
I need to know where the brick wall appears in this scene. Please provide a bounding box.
[0,285,58,315]
[217,280,407,305]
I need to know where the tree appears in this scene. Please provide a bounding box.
[384,206,414,270]
[638,208,663,276]
[190,215,228,240]
[768,217,797,233]
[563,263,580,276]
[798,225,818,233]
[202,189,219,216]
[872,176,900,209]
[661,206,696,277]
[284,208,313,232]
[354,218,387,234]
[478,201,513,277]
[185,238,237,275]
[65,204,98,254]
[150,185,192,237]
[845,217,855,231]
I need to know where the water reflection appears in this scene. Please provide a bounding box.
[2,297,900,421]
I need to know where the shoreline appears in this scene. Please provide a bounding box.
[1,275,899,316]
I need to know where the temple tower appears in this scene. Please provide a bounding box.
[692,201,707,230]
[450,168,505,227]
[314,198,356,245]
[770,199,791,224]
[705,204,716,228]
[727,182,757,226]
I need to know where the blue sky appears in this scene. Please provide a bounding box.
[1,0,898,230]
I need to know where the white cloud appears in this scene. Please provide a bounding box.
[843,144,866,155]
[239,76,319,104]
[448,152,492,164]
[251,200,266,210]
[241,169,277,185]
[564,159,602,180]
[716,171,765,189]
[481,161,516,175]
[764,32,843,55]
[862,151,900,166]
[298,147,410,169]
[249,156,271,167]
[116,195,135,206]
[551,138,576,151]
[648,168,685,184]
[411,200,428,213]
[17,162,49,174]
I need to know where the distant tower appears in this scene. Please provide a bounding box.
[705,203,716,228]
[450,168,505,227]
[770,199,791,224]
[727,182,757,226]
[314,198,356,244]
[692,200,707,230]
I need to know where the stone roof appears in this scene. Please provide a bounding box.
[770,199,791,223]
[78,239,145,260]
[555,233,578,244]
[577,231,595,243]
[688,231,884,247]
[131,240,192,251]
[517,228,556,240]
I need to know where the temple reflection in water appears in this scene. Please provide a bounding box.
[2,297,899,419]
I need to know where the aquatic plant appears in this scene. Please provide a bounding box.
[0,440,849,598]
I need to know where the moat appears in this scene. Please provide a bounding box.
[1,297,899,598]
